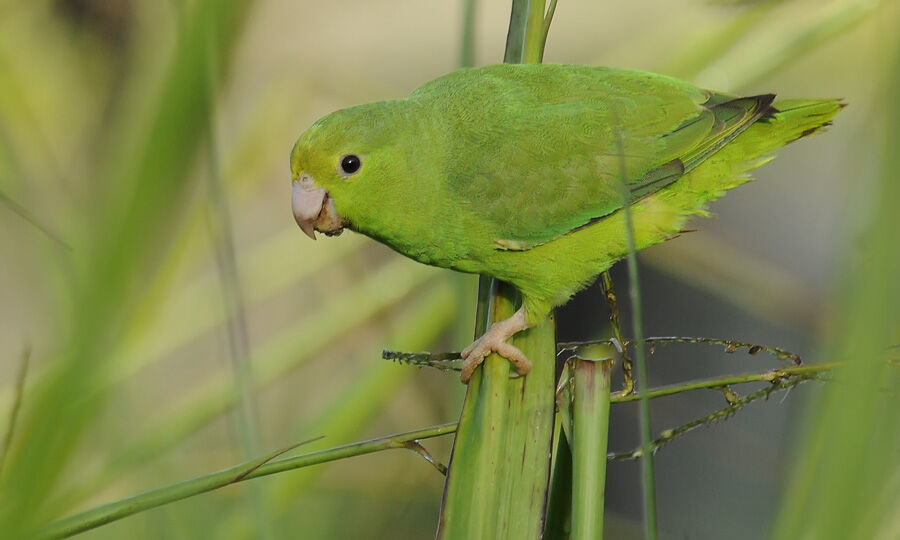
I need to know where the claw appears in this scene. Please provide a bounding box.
[459,308,532,383]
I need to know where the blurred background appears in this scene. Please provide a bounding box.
[0,0,896,538]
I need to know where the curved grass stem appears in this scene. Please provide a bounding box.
[37,360,844,538]
[38,425,455,539]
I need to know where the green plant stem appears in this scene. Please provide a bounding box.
[50,258,438,514]
[385,359,836,403]
[609,376,812,461]
[0,345,28,480]
[541,0,558,43]
[198,15,270,538]
[200,18,261,460]
[771,32,900,540]
[612,363,834,403]
[571,358,612,540]
[0,232,366,440]
[600,271,634,394]
[38,360,840,539]
[214,281,458,540]
[439,2,557,538]
[473,275,493,336]
[38,424,456,539]
[559,335,802,364]
[0,1,253,533]
[714,0,882,91]
[544,421,573,540]
[386,334,804,369]
[438,282,556,539]
[662,2,778,79]
[618,129,658,539]
[0,189,69,249]
[460,0,477,67]
[504,0,550,64]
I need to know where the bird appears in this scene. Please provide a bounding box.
[289,63,842,383]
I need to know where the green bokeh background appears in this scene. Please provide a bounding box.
[0,0,896,538]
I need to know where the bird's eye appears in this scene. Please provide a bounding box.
[339,154,362,175]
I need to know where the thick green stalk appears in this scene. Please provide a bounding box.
[438,2,557,538]
[504,0,555,64]
[438,282,557,539]
[570,359,612,539]
[438,11,556,532]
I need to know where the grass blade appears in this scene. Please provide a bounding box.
[51,258,439,512]
[0,344,28,479]
[38,418,454,540]
[221,279,459,539]
[617,127,658,539]
[0,1,253,533]
[771,32,900,540]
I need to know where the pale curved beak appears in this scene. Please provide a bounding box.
[292,180,326,240]
[292,174,347,240]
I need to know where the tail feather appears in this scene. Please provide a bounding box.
[521,97,844,315]
[701,97,844,182]
[650,97,844,226]
[763,98,845,145]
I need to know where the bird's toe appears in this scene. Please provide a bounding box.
[458,336,533,383]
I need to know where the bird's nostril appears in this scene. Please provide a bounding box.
[297,174,315,190]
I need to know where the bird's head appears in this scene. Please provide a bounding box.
[289,102,408,240]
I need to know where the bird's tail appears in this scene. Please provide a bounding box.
[742,98,845,158]
[649,97,844,226]
[538,96,844,313]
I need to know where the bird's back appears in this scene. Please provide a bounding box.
[403,65,842,323]
[409,64,764,253]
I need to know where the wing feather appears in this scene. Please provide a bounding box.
[414,65,774,251]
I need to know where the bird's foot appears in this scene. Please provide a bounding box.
[460,308,532,383]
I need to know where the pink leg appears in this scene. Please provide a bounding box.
[460,308,533,383]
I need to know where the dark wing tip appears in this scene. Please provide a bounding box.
[749,93,777,120]
[709,93,777,125]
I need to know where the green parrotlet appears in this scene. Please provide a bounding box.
[289,64,842,383]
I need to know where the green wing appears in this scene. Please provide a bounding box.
[414,64,774,251]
